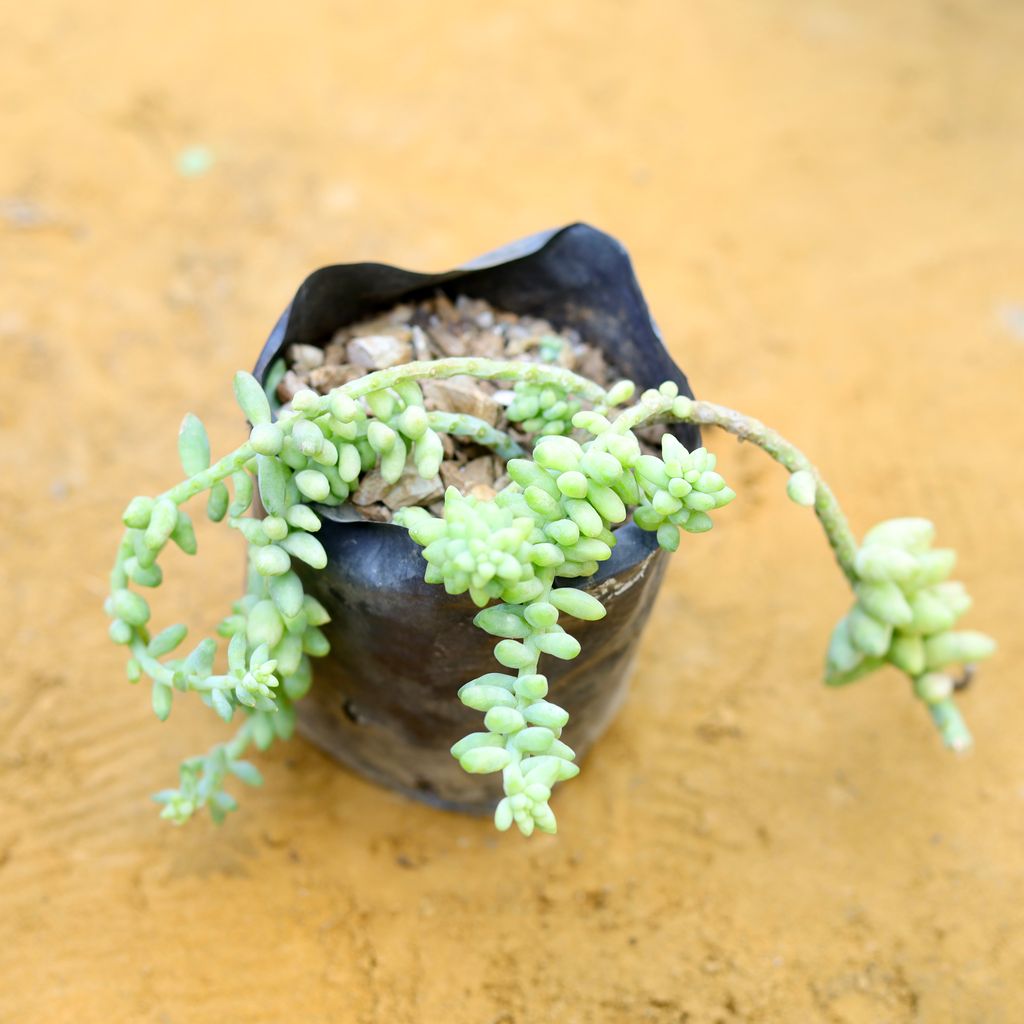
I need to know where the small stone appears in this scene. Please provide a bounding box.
[324,332,350,364]
[463,456,496,487]
[347,334,413,370]
[434,291,458,323]
[577,345,609,386]
[456,295,496,328]
[345,311,413,339]
[309,364,362,392]
[553,338,578,370]
[352,466,444,511]
[440,463,464,492]
[468,483,496,501]
[427,324,467,357]
[381,465,444,510]
[439,456,494,495]
[357,503,392,523]
[280,293,657,516]
[383,304,414,326]
[286,344,325,372]
[504,325,536,353]
[351,471,391,506]
[276,370,307,403]
[469,330,505,359]
[411,325,431,360]
[421,379,500,425]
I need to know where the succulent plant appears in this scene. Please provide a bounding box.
[108,357,995,834]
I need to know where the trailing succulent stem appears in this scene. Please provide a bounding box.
[108,357,995,834]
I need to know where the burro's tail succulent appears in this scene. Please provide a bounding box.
[106,357,995,835]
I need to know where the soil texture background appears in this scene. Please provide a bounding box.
[2,2,1023,1021]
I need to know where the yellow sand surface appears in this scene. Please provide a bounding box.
[2,2,1023,1020]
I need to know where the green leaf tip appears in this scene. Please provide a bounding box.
[234,370,272,425]
[826,515,994,747]
[786,469,816,507]
[178,413,211,476]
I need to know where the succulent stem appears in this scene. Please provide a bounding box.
[613,393,858,582]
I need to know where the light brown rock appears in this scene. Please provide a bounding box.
[468,483,497,501]
[351,471,391,506]
[411,324,431,360]
[347,334,413,370]
[355,503,392,523]
[286,343,325,372]
[381,465,444,510]
[427,324,467,356]
[309,364,362,392]
[440,456,497,496]
[421,379,501,425]
[352,466,444,510]
[276,369,307,403]
[463,456,496,487]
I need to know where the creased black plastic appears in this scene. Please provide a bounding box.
[254,223,697,812]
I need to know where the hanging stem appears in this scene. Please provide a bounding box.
[613,392,859,583]
[610,388,989,753]
[339,357,609,404]
[111,359,599,596]
[426,411,525,459]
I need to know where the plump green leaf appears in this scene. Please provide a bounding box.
[863,517,935,554]
[170,509,197,555]
[848,605,893,658]
[178,414,211,476]
[109,618,133,644]
[924,631,996,669]
[523,701,569,730]
[148,623,188,657]
[509,727,555,754]
[210,688,233,722]
[280,532,327,569]
[122,496,154,529]
[145,497,179,551]
[294,469,330,502]
[152,682,173,721]
[229,760,264,787]
[207,482,230,522]
[228,471,254,516]
[888,633,926,675]
[255,544,291,577]
[855,544,918,583]
[257,455,288,516]
[533,632,581,660]
[234,371,272,425]
[458,684,518,712]
[112,589,150,627]
[473,606,530,638]
[856,580,913,627]
[459,746,513,773]
[298,625,327,658]
[549,588,606,621]
[494,639,535,669]
[269,571,304,618]
[247,599,284,649]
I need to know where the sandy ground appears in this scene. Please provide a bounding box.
[3,1,1024,1021]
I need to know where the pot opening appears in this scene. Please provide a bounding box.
[268,290,667,525]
